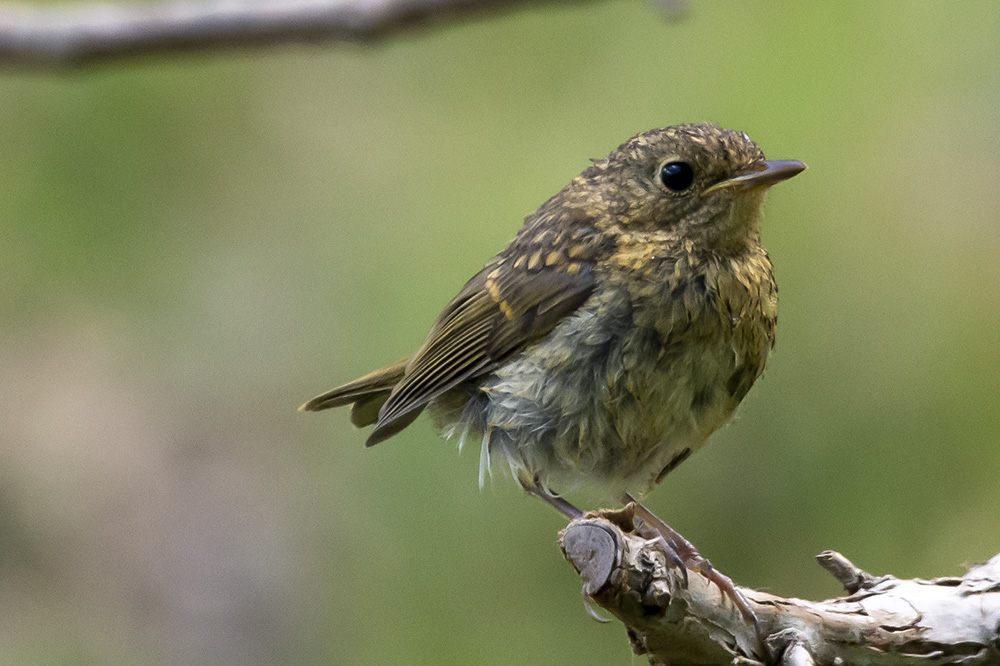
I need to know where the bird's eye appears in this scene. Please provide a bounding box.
[659,161,695,192]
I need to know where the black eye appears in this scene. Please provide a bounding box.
[659,161,695,192]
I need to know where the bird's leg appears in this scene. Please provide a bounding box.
[521,476,583,520]
[521,477,611,622]
[623,493,758,630]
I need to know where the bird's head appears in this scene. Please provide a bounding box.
[579,123,805,254]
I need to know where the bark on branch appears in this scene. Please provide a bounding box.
[560,508,1000,666]
[0,0,616,69]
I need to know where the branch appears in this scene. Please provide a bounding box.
[560,508,1000,666]
[0,0,617,69]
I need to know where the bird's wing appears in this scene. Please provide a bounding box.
[367,229,602,446]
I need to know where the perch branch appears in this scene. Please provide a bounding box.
[0,0,613,69]
[560,507,1000,666]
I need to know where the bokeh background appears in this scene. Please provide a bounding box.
[1,1,999,664]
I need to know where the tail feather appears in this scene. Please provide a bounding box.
[349,391,391,428]
[299,357,410,429]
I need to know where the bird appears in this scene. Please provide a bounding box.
[301,123,805,621]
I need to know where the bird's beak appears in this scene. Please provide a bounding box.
[702,160,807,196]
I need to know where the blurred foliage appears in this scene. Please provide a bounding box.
[1,1,999,664]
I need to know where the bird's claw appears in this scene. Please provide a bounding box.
[581,588,612,623]
[634,514,690,586]
[625,495,759,630]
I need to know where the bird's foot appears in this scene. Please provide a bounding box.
[623,494,759,633]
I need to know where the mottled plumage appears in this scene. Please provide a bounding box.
[302,123,804,508]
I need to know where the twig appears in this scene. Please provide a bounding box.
[0,0,611,69]
[560,508,1000,665]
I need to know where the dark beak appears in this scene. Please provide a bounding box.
[703,160,807,195]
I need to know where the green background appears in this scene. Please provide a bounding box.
[2,1,999,664]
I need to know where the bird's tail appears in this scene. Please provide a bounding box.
[299,356,410,428]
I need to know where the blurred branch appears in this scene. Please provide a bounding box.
[0,0,618,69]
[561,509,1000,666]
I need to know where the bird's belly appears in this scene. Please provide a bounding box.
[475,309,755,499]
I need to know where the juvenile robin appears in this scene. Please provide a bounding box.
[302,123,805,622]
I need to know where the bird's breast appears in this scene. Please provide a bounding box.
[460,249,776,497]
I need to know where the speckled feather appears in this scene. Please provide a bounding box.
[302,123,797,503]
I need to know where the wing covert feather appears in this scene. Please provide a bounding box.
[368,245,599,445]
